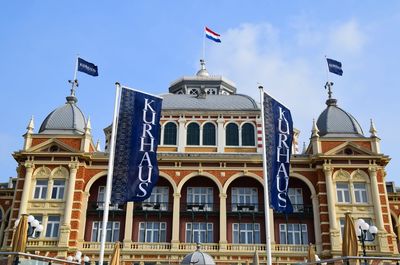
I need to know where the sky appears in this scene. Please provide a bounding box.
[1,1,399,183]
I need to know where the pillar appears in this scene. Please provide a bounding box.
[323,164,340,249]
[219,193,227,249]
[19,162,35,216]
[217,116,225,153]
[178,117,186,152]
[123,202,134,246]
[171,193,181,249]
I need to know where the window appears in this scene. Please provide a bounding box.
[97,186,119,210]
[202,123,216,145]
[279,224,308,244]
[45,216,60,238]
[51,179,65,199]
[231,187,258,211]
[186,222,213,243]
[288,188,304,212]
[353,183,368,203]
[139,222,166,242]
[226,123,239,146]
[163,123,177,145]
[91,221,120,242]
[187,123,200,145]
[233,223,260,244]
[34,180,48,199]
[241,123,255,146]
[143,186,169,211]
[336,183,350,203]
[339,218,345,239]
[187,187,213,211]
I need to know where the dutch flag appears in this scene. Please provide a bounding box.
[205,27,221,43]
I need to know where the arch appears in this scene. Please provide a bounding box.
[202,122,216,146]
[177,172,223,194]
[186,122,200,145]
[225,122,239,146]
[51,166,69,179]
[350,169,370,182]
[222,172,264,194]
[33,166,51,179]
[163,121,178,145]
[333,169,351,181]
[241,122,256,146]
[290,173,317,198]
[159,171,178,194]
[84,171,108,193]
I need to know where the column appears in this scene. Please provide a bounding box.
[323,164,340,250]
[219,193,227,249]
[123,202,134,246]
[269,208,275,243]
[64,163,78,225]
[178,117,186,152]
[311,194,322,253]
[369,166,384,230]
[171,193,181,249]
[78,192,89,240]
[19,162,35,216]
[217,116,225,153]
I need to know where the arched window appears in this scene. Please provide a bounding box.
[226,123,239,146]
[163,123,177,145]
[203,123,216,145]
[187,123,200,145]
[242,123,255,146]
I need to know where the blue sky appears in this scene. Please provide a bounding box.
[1,1,399,183]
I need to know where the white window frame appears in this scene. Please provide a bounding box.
[336,183,350,203]
[97,186,119,210]
[353,183,368,203]
[51,179,65,199]
[232,223,260,244]
[288,188,304,212]
[231,187,258,211]
[138,222,167,243]
[34,180,48,199]
[91,221,120,242]
[45,215,60,238]
[187,187,213,211]
[185,222,213,243]
[143,186,169,211]
[279,223,308,245]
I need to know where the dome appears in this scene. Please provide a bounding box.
[39,95,86,135]
[316,98,364,137]
[181,244,215,265]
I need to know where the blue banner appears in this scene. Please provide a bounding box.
[111,87,163,203]
[326,58,343,76]
[77,57,99,76]
[263,92,293,213]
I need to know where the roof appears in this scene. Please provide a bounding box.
[181,245,215,265]
[161,94,259,111]
[316,98,364,137]
[39,95,86,135]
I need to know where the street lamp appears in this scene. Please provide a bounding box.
[355,219,378,264]
[14,215,44,238]
[67,251,90,265]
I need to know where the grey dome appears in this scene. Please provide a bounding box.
[316,98,364,137]
[162,94,258,111]
[39,95,86,135]
[181,245,215,265]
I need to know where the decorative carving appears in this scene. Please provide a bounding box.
[52,166,69,178]
[333,169,350,181]
[33,166,51,178]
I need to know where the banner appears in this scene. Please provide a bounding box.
[263,92,293,213]
[111,87,163,203]
[77,57,99,76]
[326,58,343,76]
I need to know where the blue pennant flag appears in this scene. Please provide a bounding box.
[326,58,343,76]
[77,57,99,76]
[263,92,293,213]
[111,87,163,203]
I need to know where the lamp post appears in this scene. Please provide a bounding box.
[355,219,378,265]
[67,251,90,265]
[14,215,44,238]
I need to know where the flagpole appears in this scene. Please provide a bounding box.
[259,85,273,265]
[324,55,329,83]
[202,27,206,61]
[99,82,122,265]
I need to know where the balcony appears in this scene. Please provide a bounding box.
[227,203,265,216]
[87,201,125,216]
[181,203,219,217]
[274,204,313,217]
[134,201,170,212]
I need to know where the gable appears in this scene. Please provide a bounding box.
[27,138,80,153]
[324,141,374,156]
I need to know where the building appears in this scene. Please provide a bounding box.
[0,60,398,264]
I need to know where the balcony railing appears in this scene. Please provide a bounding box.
[182,202,217,212]
[274,204,313,216]
[26,239,58,248]
[87,201,124,212]
[134,201,170,212]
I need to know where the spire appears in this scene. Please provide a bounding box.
[95,139,101,151]
[324,81,337,106]
[302,141,307,154]
[66,79,79,103]
[26,116,34,134]
[311,118,319,137]
[85,116,91,134]
[369,118,378,137]
[196,59,210,77]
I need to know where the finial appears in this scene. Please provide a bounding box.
[27,116,34,133]
[66,79,79,103]
[196,59,210,77]
[369,118,378,137]
[311,119,319,137]
[85,116,91,134]
[302,141,307,154]
[95,140,101,151]
[324,81,337,106]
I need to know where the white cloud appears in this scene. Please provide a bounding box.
[328,20,366,54]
